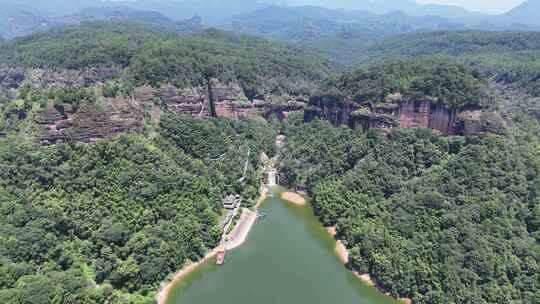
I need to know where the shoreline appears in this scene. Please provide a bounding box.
[156,189,268,304]
[224,209,258,251]
[326,226,349,265]
[324,225,412,304]
[156,249,219,304]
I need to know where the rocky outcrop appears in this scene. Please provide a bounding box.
[305,94,506,135]
[34,97,143,145]
[0,67,119,95]
[0,67,25,99]
[455,110,507,135]
[134,80,306,120]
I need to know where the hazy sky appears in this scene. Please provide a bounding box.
[416,0,526,13]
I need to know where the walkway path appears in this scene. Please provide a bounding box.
[224,209,258,250]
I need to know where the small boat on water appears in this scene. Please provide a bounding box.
[257,211,267,220]
[216,247,226,265]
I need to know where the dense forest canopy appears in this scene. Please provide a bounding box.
[0,116,276,303]
[365,31,540,96]
[0,23,334,97]
[1,16,540,304]
[280,119,540,304]
[314,60,490,108]
[368,31,540,57]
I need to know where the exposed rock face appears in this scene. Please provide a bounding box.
[34,97,143,145]
[26,68,119,89]
[0,67,25,99]
[399,101,430,129]
[306,94,506,135]
[455,110,507,135]
[5,73,306,145]
[134,80,306,120]
[0,67,120,96]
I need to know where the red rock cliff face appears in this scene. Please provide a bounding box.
[398,101,458,135]
[34,97,143,145]
[398,101,430,129]
[304,98,356,128]
[135,80,306,120]
[305,97,504,135]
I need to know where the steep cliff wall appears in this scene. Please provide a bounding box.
[3,70,307,146]
[135,80,306,120]
[34,97,143,145]
[305,96,505,136]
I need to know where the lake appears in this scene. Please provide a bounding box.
[165,187,397,304]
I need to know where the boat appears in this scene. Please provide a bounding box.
[216,247,226,265]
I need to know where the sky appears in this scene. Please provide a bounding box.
[416,0,526,13]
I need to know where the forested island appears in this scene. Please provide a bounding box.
[0,4,539,304]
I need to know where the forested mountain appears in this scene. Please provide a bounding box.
[316,60,489,108]
[363,31,540,96]
[0,24,332,95]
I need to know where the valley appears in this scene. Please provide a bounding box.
[163,187,400,304]
[0,1,539,304]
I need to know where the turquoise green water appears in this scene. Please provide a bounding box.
[165,188,397,304]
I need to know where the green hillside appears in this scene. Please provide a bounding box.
[365,31,540,96]
[0,24,334,97]
[315,59,489,108]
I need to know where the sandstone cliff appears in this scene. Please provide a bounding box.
[305,93,506,135]
[34,97,143,145]
[134,79,306,120]
[10,73,306,145]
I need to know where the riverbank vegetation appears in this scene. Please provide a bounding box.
[280,118,540,303]
[0,115,275,303]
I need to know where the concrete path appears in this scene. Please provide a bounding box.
[224,209,257,250]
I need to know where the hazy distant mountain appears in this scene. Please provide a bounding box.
[225,5,464,64]
[0,5,205,39]
[0,0,537,42]
[98,0,271,25]
[0,0,102,16]
[228,5,463,37]
[282,0,486,20]
[61,7,204,33]
[0,2,56,38]
[495,0,540,27]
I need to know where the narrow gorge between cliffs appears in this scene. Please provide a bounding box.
[163,187,398,304]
